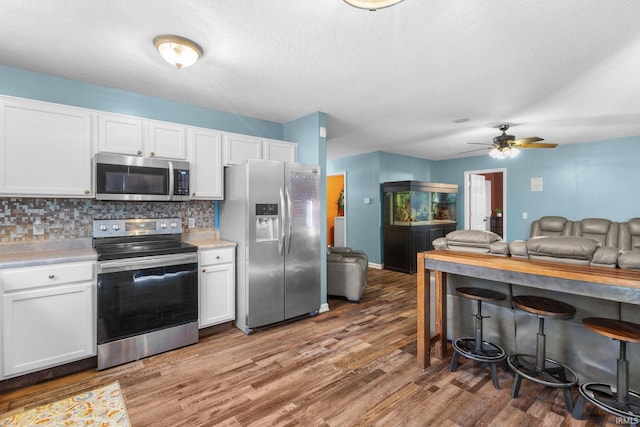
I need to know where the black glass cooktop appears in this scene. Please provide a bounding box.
[94,236,197,261]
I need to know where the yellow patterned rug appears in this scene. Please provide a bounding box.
[0,381,131,427]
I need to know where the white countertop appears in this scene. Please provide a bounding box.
[0,232,237,269]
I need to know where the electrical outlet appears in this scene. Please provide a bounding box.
[33,218,44,236]
[188,218,196,228]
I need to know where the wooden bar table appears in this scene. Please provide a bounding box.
[416,250,640,370]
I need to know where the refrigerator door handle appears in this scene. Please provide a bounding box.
[278,187,285,256]
[285,187,293,254]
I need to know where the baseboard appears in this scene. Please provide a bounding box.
[319,303,330,313]
[369,262,382,269]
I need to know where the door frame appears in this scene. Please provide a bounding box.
[327,171,347,246]
[464,168,507,240]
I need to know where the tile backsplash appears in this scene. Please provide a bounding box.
[0,198,215,242]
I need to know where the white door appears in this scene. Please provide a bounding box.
[469,174,489,230]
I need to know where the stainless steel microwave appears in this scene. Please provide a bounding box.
[95,153,190,201]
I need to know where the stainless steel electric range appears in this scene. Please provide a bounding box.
[93,218,198,370]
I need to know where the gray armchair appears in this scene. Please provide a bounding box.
[326,247,368,303]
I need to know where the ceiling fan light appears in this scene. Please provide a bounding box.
[489,148,504,159]
[153,35,202,69]
[343,0,404,11]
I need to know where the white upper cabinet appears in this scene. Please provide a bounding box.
[222,133,262,165]
[188,127,223,200]
[0,97,94,197]
[222,133,297,165]
[147,120,187,160]
[263,139,297,162]
[98,113,187,160]
[97,113,144,156]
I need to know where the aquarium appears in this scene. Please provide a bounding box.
[383,181,458,226]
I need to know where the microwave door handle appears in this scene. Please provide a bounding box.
[167,161,175,201]
[278,187,285,256]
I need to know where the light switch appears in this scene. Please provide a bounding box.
[522,212,528,219]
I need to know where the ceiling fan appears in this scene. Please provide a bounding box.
[461,124,558,158]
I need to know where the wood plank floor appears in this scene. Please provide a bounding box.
[0,268,620,426]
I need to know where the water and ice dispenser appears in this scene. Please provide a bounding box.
[255,203,279,242]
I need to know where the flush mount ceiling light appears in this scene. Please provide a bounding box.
[153,35,202,69]
[343,0,404,11]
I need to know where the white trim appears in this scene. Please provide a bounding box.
[463,168,508,241]
[328,171,347,246]
[369,263,382,269]
[319,303,330,313]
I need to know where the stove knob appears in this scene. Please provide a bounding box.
[160,222,168,229]
[112,224,120,231]
[170,222,178,229]
[99,224,108,231]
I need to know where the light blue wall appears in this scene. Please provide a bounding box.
[327,151,436,264]
[328,135,640,265]
[284,112,328,305]
[432,136,640,240]
[0,65,283,138]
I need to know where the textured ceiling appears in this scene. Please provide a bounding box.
[1,0,639,160]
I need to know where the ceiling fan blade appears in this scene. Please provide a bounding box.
[466,142,493,146]
[458,147,490,154]
[512,136,543,145]
[516,142,559,149]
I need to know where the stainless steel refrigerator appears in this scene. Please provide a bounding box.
[220,158,321,334]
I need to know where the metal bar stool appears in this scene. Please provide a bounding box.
[572,318,640,425]
[508,295,578,411]
[450,287,508,389]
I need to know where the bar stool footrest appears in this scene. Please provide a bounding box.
[508,354,578,388]
[575,382,640,420]
[452,337,507,363]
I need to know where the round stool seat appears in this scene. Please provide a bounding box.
[572,317,640,421]
[512,295,576,320]
[582,317,640,343]
[456,287,506,302]
[509,295,578,412]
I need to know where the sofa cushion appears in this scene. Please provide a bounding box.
[531,216,572,237]
[618,250,640,270]
[445,230,502,248]
[591,246,620,266]
[526,236,601,260]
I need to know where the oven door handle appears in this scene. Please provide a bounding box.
[97,252,198,274]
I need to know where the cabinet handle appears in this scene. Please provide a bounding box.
[136,150,142,156]
[202,269,206,273]
[192,192,196,196]
[48,274,55,279]
[150,151,155,157]
[84,189,90,194]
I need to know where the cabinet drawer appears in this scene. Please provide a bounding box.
[2,262,94,292]
[200,248,235,266]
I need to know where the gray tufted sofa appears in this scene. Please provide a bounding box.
[432,229,509,256]
[326,247,368,303]
[509,216,640,269]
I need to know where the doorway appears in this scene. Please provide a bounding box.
[327,172,346,247]
[464,168,507,239]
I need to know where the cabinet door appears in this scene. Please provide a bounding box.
[0,98,93,197]
[148,120,187,160]
[188,128,223,199]
[97,113,144,156]
[199,250,235,328]
[263,139,297,162]
[222,133,262,165]
[2,282,95,377]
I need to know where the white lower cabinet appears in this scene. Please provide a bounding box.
[199,247,235,328]
[1,261,95,379]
